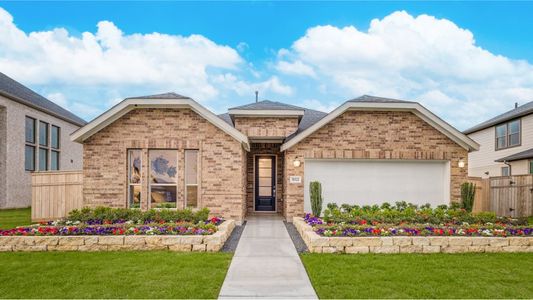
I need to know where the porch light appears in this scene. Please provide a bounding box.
[293,159,301,167]
[458,158,465,168]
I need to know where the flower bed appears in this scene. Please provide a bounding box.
[295,203,532,253]
[305,214,532,237]
[0,207,235,252]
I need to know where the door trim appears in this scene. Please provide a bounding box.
[253,154,277,212]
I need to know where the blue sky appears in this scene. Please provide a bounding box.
[1,1,533,129]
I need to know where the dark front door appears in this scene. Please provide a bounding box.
[255,156,276,211]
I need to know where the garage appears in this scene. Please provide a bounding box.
[303,159,450,212]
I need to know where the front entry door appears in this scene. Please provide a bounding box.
[255,156,276,211]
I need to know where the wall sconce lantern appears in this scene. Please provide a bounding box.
[458,158,465,168]
[293,159,301,167]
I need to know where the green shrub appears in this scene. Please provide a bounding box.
[310,181,323,216]
[320,202,525,226]
[461,182,476,212]
[66,207,211,224]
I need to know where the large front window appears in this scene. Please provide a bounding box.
[128,150,142,208]
[149,150,178,208]
[496,119,520,150]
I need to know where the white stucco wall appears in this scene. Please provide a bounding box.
[467,114,533,178]
[0,95,84,208]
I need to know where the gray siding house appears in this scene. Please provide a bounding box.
[0,72,86,209]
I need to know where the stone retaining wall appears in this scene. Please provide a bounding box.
[0,220,235,252]
[293,217,533,254]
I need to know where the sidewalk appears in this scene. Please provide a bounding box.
[218,215,317,299]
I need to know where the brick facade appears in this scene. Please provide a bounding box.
[234,117,298,137]
[83,108,247,221]
[283,110,468,220]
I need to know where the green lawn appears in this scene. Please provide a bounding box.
[301,253,533,299]
[0,207,31,229]
[0,251,232,299]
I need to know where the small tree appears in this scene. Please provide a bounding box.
[461,182,476,212]
[310,181,323,216]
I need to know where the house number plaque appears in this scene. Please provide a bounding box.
[289,176,302,184]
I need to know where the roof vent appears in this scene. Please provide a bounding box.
[255,91,258,103]
[515,102,518,109]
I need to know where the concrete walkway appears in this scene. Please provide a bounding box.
[219,215,317,299]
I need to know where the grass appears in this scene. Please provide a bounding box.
[301,253,533,299]
[0,251,232,299]
[0,207,31,229]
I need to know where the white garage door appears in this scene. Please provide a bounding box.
[304,159,450,212]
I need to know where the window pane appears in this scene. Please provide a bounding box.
[129,185,141,208]
[25,145,35,171]
[25,117,35,143]
[509,120,520,134]
[149,150,177,184]
[259,168,271,177]
[258,158,272,168]
[151,186,177,208]
[185,150,198,185]
[502,167,509,176]
[186,185,198,208]
[509,133,520,146]
[51,151,59,170]
[496,137,506,149]
[259,177,272,186]
[129,150,142,184]
[39,148,48,171]
[530,161,533,174]
[51,126,60,149]
[496,124,507,138]
[259,187,271,197]
[39,121,49,146]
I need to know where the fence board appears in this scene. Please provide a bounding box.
[31,171,83,222]
[489,175,533,217]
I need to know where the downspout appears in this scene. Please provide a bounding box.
[503,160,512,176]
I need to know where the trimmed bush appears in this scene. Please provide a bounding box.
[310,181,323,216]
[66,207,211,224]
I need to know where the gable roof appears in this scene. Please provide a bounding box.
[280,95,479,152]
[229,100,305,111]
[71,93,250,150]
[463,101,533,134]
[495,147,533,162]
[0,72,86,127]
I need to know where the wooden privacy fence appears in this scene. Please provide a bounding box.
[468,175,533,218]
[31,171,83,222]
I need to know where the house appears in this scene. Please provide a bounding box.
[464,101,533,178]
[0,72,86,209]
[71,93,478,221]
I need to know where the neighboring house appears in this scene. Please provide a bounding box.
[71,93,478,221]
[0,72,86,209]
[464,101,533,178]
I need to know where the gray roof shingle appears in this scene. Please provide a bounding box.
[495,148,533,162]
[0,72,87,126]
[229,100,305,111]
[347,95,415,104]
[125,92,190,100]
[217,113,234,126]
[464,101,533,134]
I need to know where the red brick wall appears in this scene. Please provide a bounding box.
[83,108,246,221]
[283,110,468,220]
[234,117,298,137]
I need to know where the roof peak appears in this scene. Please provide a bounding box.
[125,92,190,100]
[348,95,415,103]
[228,99,306,111]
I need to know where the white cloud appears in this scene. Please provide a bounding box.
[276,60,316,77]
[46,92,68,107]
[279,11,533,129]
[214,73,293,97]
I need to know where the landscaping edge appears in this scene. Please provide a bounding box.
[0,220,235,252]
[293,217,533,254]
